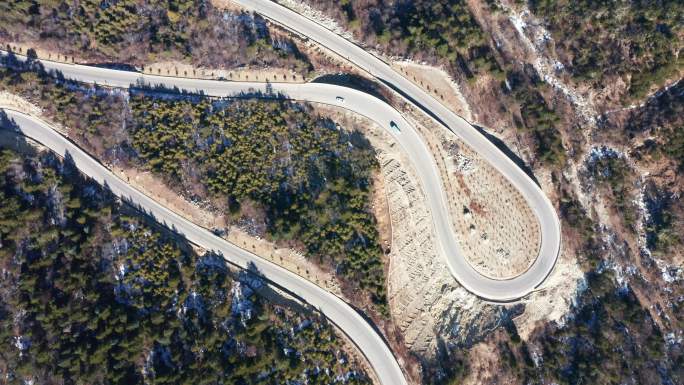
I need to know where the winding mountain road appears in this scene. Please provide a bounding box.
[1,22,561,382]
[233,0,561,301]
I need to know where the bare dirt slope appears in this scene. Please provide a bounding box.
[353,102,582,363]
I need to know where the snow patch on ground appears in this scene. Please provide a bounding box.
[656,260,683,284]
[585,146,624,169]
[14,335,30,353]
[231,281,254,324]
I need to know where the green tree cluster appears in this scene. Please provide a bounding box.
[503,271,671,385]
[129,95,388,311]
[624,80,684,172]
[530,270,670,384]
[642,183,681,258]
[0,146,370,384]
[508,71,566,167]
[585,149,637,228]
[0,60,387,313]
[389,0,500,76]
[528,0,683,100]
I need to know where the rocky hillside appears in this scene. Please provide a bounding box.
[298,0,683,383]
